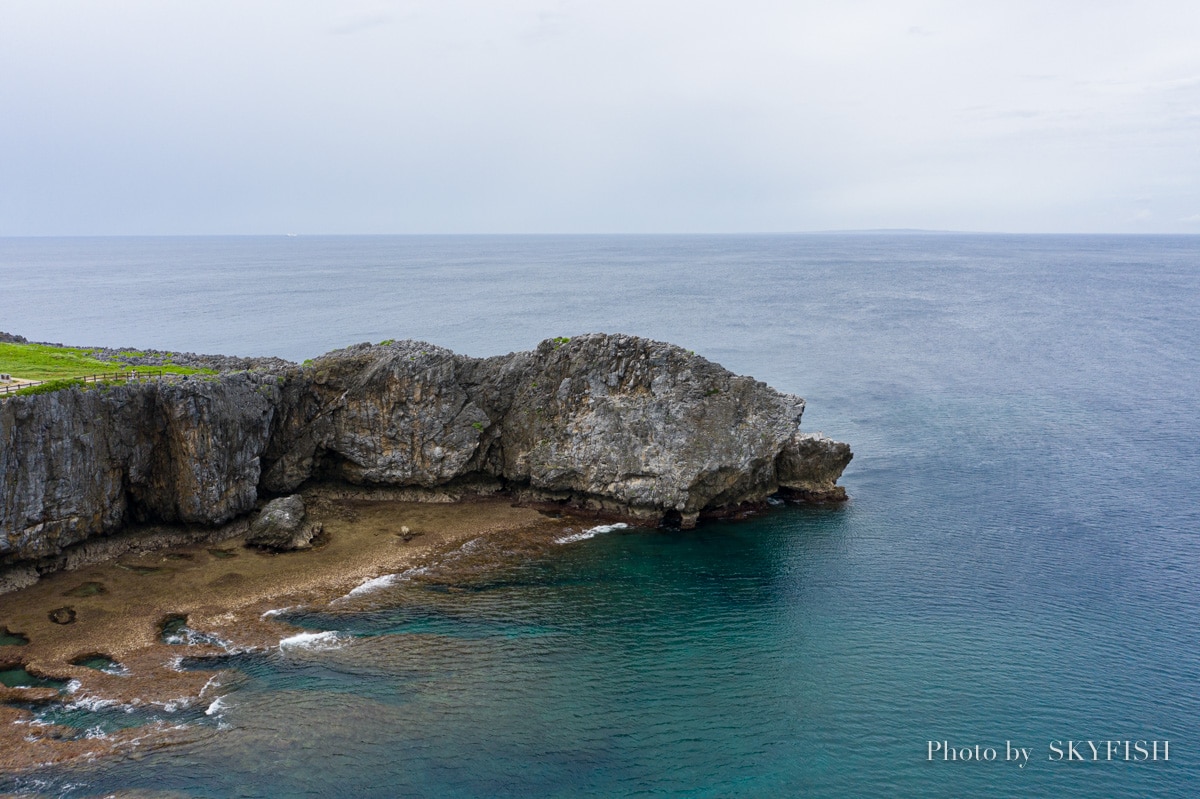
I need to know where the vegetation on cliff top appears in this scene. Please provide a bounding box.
[0,342,210,381]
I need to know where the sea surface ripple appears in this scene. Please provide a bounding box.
[1,234,1197,797]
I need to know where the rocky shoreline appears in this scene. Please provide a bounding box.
[2,333,851,582]
[0,332,852,771]
[0,492,583,771]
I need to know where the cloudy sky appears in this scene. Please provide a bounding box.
[2,0,1198,234]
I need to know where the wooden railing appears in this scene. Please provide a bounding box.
[0,370,172,396]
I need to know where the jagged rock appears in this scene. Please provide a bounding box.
[245,495,320,551]
[80,347,294,373]
[776,432,854,501]
[2,334,851,564]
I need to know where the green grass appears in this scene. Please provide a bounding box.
[11,378,85,396]
[11,378,138,397]
[0,342,210,381]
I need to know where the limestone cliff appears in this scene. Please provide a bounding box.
[1,374,278,562]
[1,334,851,566]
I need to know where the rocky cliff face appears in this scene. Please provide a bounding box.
[2,335,851,565]
[1,374,278,562]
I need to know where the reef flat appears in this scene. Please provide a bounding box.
[0,493,592,770]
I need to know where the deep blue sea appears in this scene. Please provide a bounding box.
[1,234,1198,797]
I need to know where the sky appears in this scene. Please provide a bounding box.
[1,0,1198,235]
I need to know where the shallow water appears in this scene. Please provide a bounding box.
[1,234,1198,796]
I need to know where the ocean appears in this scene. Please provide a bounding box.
[1,234,1198,797]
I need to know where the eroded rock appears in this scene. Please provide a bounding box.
[245,495,321,551]
[2,334,852,567]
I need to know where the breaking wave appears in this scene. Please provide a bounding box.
[278,631,344,652]
[337,565,432,601]
[554,523,629,545]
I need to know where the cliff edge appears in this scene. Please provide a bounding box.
[1,334,851,567]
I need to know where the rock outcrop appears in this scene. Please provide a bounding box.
[81,347,294,374]
[1,334,851,567]
[245,495,321,551]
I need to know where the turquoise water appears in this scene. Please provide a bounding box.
[1,235,1198,796]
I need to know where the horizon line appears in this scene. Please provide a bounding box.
[3,229,1200,239]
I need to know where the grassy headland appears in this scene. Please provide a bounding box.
[0,342,211,381]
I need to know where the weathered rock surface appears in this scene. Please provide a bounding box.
[2,334,851,567]
[82,347,294,374]
[245,495,321,551]
[1,373,278,563]
[776,432,854,502]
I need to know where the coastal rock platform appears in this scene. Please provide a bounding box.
[0,333,852,770]
[0,494,576,770]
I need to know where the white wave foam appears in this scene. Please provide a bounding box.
[397,565,430,580]
[261,606,297,619]
[205,696,228,716]
[199,675,221,698]
[336,564,431,602]
[346,573,399,597]
[554,522,629,544]
[156,698,191,713]
[64,695,119,712]
[279,631,343,652]
[65,679,82,694]
[166,625,241,652]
